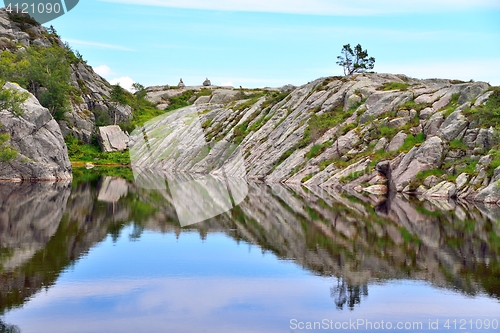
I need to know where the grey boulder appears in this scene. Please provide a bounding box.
[0,83,72,181]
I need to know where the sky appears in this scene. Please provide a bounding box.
[44,0,500,89]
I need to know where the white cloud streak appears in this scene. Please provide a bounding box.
[63,38,134,51]
[94,65,114,77]
[99,0,500,15]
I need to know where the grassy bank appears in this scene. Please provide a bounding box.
[66,136,131,165]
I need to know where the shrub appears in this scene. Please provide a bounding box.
[0,45,74,118]
[0,83,29,116]
[0,132,17,162]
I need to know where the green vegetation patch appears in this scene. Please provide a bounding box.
[441,93,461,117]
[378,82,409,91]
[449,139,468,151]
[400,133,426,152]
[0,132,17,162]
[463,88,500,130]
[164,90,195,112]
[398,100,431,112]
[305,142,333,160]
[0,82,29,116]
[66,136,131,165]
[299,104,359,149]
[0,44,82,120]
[72,166,134,187]
[339,169,367,183]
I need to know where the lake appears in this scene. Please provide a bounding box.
[0,170,499,333]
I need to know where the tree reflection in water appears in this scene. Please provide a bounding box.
[0,319,20,333]
[330,277,369,310]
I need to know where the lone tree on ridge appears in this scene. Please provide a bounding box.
[336,44,375,76]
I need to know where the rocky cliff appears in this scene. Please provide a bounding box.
[0,8,132,143]
[139,73,500,203]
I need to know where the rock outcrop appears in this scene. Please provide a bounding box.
[0,83,72,180]
[135,73,499,203]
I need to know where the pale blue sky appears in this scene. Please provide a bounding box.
[49,0,500,89]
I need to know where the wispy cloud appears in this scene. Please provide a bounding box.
[63,38,134,51]
[110,76,136,91]
[99,0,500,15]
[94,65,114,77]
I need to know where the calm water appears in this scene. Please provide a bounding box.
[0,171,499,333]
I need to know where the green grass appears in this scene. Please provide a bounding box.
[201,118,213,129]
[449,139,468,151]
[196,88,213,97]
[164,90,195,112]
[66,136,131,165]
[399,227,421,245]
[400,133,426,152]
[72,166,134,187]
[415,169,445,181]
[339,169,367,183]
[463,89,500,130]
[441,93,461,117]
[305,142,331,159]
[378,82,409,91]
[261,91,291,110]
[272,148,295,171]
[398,100,432,112]
[298,105,357,149]
[484,148,500,178]
[378,125,398,138]
[301,174,314,183]
[121,104,168,132]
[233,97,260,112]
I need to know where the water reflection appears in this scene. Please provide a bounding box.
[0,319,20,333]
[330,277,369,311]
[0,174,499,331]
[133,170,248,227]
[129,105,249,226]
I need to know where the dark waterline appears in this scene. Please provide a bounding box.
[0,176,499,332]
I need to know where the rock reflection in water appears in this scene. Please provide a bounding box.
[0,174,499,321]
[0,182,71,271]
[129,104,249,227]
[133,170,248,227]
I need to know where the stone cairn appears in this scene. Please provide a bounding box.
[178,78,185,88]
[203,78,211,86]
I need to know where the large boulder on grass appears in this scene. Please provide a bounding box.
[97,125,129,152]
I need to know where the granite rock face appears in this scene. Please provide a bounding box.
[134,73,497,203]
[0,83,72,181]
[97,125,129,153]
